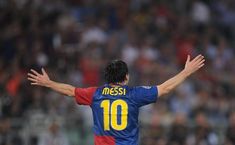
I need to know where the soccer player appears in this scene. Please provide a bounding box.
[27,54,205,145]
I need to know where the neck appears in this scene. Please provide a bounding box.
[110,82,126,86]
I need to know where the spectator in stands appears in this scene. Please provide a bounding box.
[38,121,69,145]
[168,113,188,145]
[225,112,235,144]
[187,112,218,145]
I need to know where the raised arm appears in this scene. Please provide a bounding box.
[27,68,75,97]
[157,54,205,97]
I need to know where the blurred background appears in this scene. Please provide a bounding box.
[0,0,235,145]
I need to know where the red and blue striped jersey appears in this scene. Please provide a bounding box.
[75,84,158,145]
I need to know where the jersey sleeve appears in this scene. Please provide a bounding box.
[74,87,97,105]
[132,86,158,107]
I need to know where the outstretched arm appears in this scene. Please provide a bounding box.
[27,68,75,97]
[157,54,205,97]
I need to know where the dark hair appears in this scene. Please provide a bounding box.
[104,60,128,84]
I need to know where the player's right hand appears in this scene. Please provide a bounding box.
[183,54,205,76]
[27,68,51,87]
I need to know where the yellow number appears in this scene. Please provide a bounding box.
[100,100,110,130]
[100,100,128,131]
[111,100,128,130]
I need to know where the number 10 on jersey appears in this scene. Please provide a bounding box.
[100,100,128,131]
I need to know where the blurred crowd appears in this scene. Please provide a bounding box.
[0,0,235,145]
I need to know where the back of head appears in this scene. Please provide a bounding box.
[104,60,128,84]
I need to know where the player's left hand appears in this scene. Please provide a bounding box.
[27,68,51,87]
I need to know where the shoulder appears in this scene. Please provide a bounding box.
[75,87,99,95]
[74,86,99,105]
[130,86,157,91]
[130,85,158,97]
